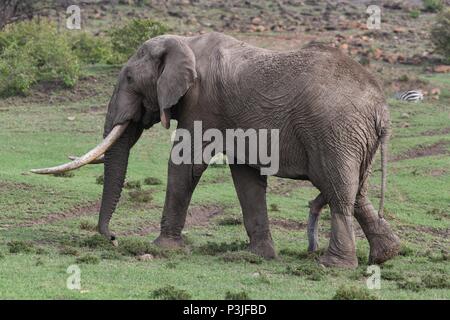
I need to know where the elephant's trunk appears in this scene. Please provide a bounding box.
[98,127,133,241]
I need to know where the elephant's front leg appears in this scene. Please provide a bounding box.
[154,161,207,248]
[229,164,276,259]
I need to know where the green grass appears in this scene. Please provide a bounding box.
[0,62,449,299]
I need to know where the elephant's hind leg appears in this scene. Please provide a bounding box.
[307,193,327,252]
[315,167,359,268]
[354,183,400,264]
[229,164,276,259]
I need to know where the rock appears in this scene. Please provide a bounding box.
[137,254,154,261]
[251,17,262,25]
[67,116,76,121]
[339,43,349,52]
[434,65,450,73]
[430,88,441,95]
[373,48,383,60]
[393,27,406,33]
[401,113,410,119]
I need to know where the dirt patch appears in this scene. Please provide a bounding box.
[0,181,34,192]
[421,127,450,137]
[396,224,450,240]
[120,204,225,236]
[186,205,224,227]
[270,218,306,231]
[18,200,100,228]
[428,169,447,177]
[268,177,314,196]
[391,141,450,161]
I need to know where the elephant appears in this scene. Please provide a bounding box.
[32,32,401,268]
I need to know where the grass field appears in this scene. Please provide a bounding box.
[1,28,450,299]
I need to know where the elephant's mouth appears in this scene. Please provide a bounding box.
[30,122,129,174]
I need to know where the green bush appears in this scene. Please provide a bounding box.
[409,10,420,19]
[423,0,443,12]
[109,19,167,63]
[69,32,113,64]
[0,19,80,97]
[431,9,450,63]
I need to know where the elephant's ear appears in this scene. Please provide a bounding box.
[156,38,197,129]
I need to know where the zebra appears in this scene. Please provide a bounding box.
[395,90,424,102]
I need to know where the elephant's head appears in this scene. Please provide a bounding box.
[31,35,197,241]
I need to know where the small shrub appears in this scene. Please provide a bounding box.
[52,172,75,178]
[356,247,368,265]
[409,9,420,18]
[286,264,326,281]
[119,238,167,257]
[220,251,263,264]
[59,246,79,256]
[0,251,5,259]
[421,273,450,289]
[382,270,405,281]
[423,0,443,12]
[165,261,178,269]
[76,254,100,264]
[35,258,44,266]
[398,74,409,82]
[109,19,167,63]
[100,251,123,260]
[427,250,448,262]
[96,175,104,185]
[124,180,141,189]
[80,234,111,249]
[397,278,423,292]
[225,291,251,300]
[79,220,97,231]
[35,247,47,255]
[69,32,112,64]
[197,241,248,255]
[7,240,34,254]
[144,177,162,185]
[399,244,415,256]
[217,217,242,226]
[333,285,378,300]
[151,286,191,300]
[269,203,279,212]
[431,9,450,62]
[128,190,152,203]
[348,268,367,280]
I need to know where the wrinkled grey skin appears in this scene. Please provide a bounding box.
[99,32,400,268]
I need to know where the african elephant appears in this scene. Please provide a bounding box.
[32,32,400,268]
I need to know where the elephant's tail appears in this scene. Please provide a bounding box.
[377,105,390,219]
[378,133,388,219]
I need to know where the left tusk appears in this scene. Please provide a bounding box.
[68,155,105,164]
[30,122,129,174]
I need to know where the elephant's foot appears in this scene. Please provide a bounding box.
[365,219,401,264]
[249,238,277,260]
[320,213,358,268]
[319,249,358,269]
[153,234,185,249]
[98,225,118,246]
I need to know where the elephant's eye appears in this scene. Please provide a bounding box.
[126,75,133,83]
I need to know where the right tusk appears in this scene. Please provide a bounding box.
[68,154,105,164]
[31,122,129,174]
